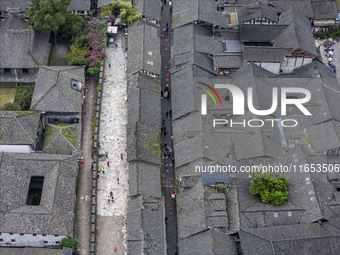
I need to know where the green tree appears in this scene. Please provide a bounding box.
[60,236,77,250]
[3,103,20,111]
[58,12,86,41]
[119,6,141,26]
[27,0,71,33]
[68,56,88,66]
[64,44,90,62]
[249,171,288,205]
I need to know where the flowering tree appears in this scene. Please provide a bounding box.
[85,21,107,67]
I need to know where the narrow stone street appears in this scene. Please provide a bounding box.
[160,2,179,254]
[96,30,129,255]
[75,76,97,255]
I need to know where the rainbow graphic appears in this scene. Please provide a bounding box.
[197,82,223,106]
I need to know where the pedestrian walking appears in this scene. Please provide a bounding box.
[169,110,172,117]
[107,161,110,167]
[167,92,170,101]
[114,247,117,252]
[166,111,169,117]
[83,110,86,115]
[166,74,170,79]
[162,43,164,47]
[108,61,111,68]
[105,152,108,158]
[164,142,167,148]
[117,178,120,184]
[161,90,164,98]
[164,130,167,136]
[120,153,124,160]
[110,191,113,197]
[107,196,111,202]
[80,160,84,165]
[111,197,115,202]
[163,118,166,125]
[161,127,164,132]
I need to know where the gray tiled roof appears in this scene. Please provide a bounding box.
[240,24,287,42]
[213,53,243,68]
[134,0,161,21]
[0,0,32,12]
[271,0,314,18]
[127,73,161,164]
[172,0,230,29]
[274,10,317,56]
[69,0,91,11]
[126,72,165,254]
[0,153,78,235]
[30,66,84,113]
[237,1,279,23]
[43,124,79,155]
[243,46,292,62]
[305,121,340,152]
[179,228,237,255]
[0,14,37,69]
[239,223,340,255]
[311,1,338,20]
[0,247,63,255]
[128,20,161,75]
[0,111,41,145]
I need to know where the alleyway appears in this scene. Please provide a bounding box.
[96,30,129,255]
[160,2,179,254]
[75,76,97,255]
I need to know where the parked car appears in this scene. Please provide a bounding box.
[108,34,115,45]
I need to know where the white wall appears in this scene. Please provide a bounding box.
[254,62,281,74]
[0,145,32,153]
[281,57,314,74]
[0,233,65,248]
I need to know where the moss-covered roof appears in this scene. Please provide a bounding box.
[43,123,79,155]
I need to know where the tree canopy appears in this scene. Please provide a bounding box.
[249,171,288,205]
[100,0,141,26]
[27,0,71,33]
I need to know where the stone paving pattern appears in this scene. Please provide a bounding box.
[96,30,129,255]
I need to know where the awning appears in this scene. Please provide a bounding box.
[313,19,335,27]
[114,18,121,25]
[107,26,118,34]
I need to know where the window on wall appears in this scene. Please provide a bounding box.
[26,176,44,205]
[4,68,11,74]
[22,68,29,74]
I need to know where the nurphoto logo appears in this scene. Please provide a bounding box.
[198,83,312,128]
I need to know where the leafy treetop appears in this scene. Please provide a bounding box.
[28,0,71,33]
[249,170,288,205]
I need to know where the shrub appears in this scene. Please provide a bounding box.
[64,44,90,62]
[87,66,100,79]
[60,236,77,250]
[19,96,32,110]
[3,103,19,111]
[249,171,288,205]
[68,56,89,66]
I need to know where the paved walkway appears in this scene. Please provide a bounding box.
[160,2,179,254]
[96,30,129,255]
[75,76,97,255]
